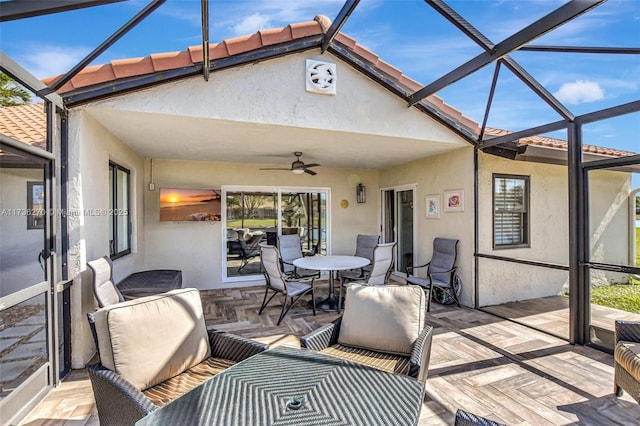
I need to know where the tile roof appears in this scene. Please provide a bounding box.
[484,127,636,158]
[0,102,47,149]
[35,15,634,160]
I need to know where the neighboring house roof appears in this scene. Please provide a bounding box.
[0,102,47,149]
[33,15,635,160]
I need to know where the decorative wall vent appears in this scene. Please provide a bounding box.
[306,60,337,95]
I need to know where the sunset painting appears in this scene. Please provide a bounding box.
[159,188,221,222]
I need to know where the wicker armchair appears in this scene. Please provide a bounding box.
[301,284,433,384]
[614,320,640,403]
[87,289,268,425]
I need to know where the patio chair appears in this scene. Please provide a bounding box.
[227,238,260,272]
[86,288,268,425]
[301,284,433,384]
[259,244,316,325]
[277,234,320,280]
[87,257,183,307]
[454,409,506,426]
[614,320,640,403]
[338,241,396,311]
[338,234,380,282]
[405,237,459,312]
[87,256,124,308]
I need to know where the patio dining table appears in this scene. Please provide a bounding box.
[293,255,369,312]
[136,345,424,426]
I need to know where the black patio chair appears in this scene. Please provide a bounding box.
[405,237,459,312]
[227,239,260,272]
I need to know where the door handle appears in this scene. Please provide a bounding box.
[38,249,52,271]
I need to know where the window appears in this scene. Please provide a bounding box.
[109,162,130,258]
[493,174,529,248]
[27,181,45,229]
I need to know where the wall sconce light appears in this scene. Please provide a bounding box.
[356,183,366,204]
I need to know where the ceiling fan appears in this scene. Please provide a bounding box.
[259,152,321,176]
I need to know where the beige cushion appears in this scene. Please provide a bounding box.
[338,284,425,356]
[93,288,211,391]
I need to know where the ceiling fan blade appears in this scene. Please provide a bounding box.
[259,167,292,171]
[303,163,321,168]
[304,169,317,176]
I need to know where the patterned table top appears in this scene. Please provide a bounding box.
[137,345,424,426]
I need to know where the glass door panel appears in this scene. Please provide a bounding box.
[396,189,414,276]
[588,169,640,349]
[0,147,52,424]
[225,191,276,277]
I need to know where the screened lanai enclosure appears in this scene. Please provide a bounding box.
[1,1,639,424]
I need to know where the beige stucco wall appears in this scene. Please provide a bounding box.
[477,152,630,305]
[67,110,145,367]
[380,147,476,308]
[144,159,380,288]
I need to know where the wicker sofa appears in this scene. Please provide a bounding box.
[614,320,640,403]
[87,288,268,425]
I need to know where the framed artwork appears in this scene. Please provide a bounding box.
[444,189,464,212]
[425,194,440,219]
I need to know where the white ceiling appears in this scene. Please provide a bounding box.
[87,107,470,171]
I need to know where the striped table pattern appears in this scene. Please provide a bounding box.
[137,345,424,426]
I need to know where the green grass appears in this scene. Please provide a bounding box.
[591,282,640,313]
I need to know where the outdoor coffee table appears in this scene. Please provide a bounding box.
[136,345,424,426]
[293,255,369,312]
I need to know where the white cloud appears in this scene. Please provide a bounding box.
[18,44,90,79]
[553,80,604,105]
[233,13,272,36]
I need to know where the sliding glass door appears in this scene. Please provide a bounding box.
[381,186,416,277]
[223,186,328,281]
[0,146,54,425]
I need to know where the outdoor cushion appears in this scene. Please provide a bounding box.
[142,357,235,407]
[338,284,425,356]
[92,288,210,391]
[320,343,410,375]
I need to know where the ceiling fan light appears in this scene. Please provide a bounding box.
[292,168,305,175]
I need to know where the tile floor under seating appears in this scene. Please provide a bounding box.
[17,282,640,425]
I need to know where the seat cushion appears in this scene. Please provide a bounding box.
[338,284,426,356]
[143,357,235,407]
[320,344,410,376]
[93,288,211,391]
[615,341,640,380]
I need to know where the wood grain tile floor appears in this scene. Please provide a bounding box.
[18,283,640,425]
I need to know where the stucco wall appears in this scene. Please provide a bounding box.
[144,158,379,288]
[0,168,45,296]
[379,147,476,308]
[67,110,145,367]
[477,153,630,305]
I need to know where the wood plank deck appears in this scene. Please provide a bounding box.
[18,283,640,425]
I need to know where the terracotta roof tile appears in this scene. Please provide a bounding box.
[223,33,263,57]
[0,102,46,145]
[288,21,323,39]
[259,27,294,46]
[150,50,193,71]
[112,57,155,79]
[484,127,636,157]
[72,63,117,89]
[334,33,357,49]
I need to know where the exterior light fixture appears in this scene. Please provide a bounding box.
[356,183,366,204]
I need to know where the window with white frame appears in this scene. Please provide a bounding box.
[109,161,131,258]
[493,174,529,248]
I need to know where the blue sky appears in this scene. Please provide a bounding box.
[2,0,638,166]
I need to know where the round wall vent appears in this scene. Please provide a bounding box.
[306,60,337,95]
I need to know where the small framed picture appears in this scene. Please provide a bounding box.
[444,189,464,212]
[425,194,440,219]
